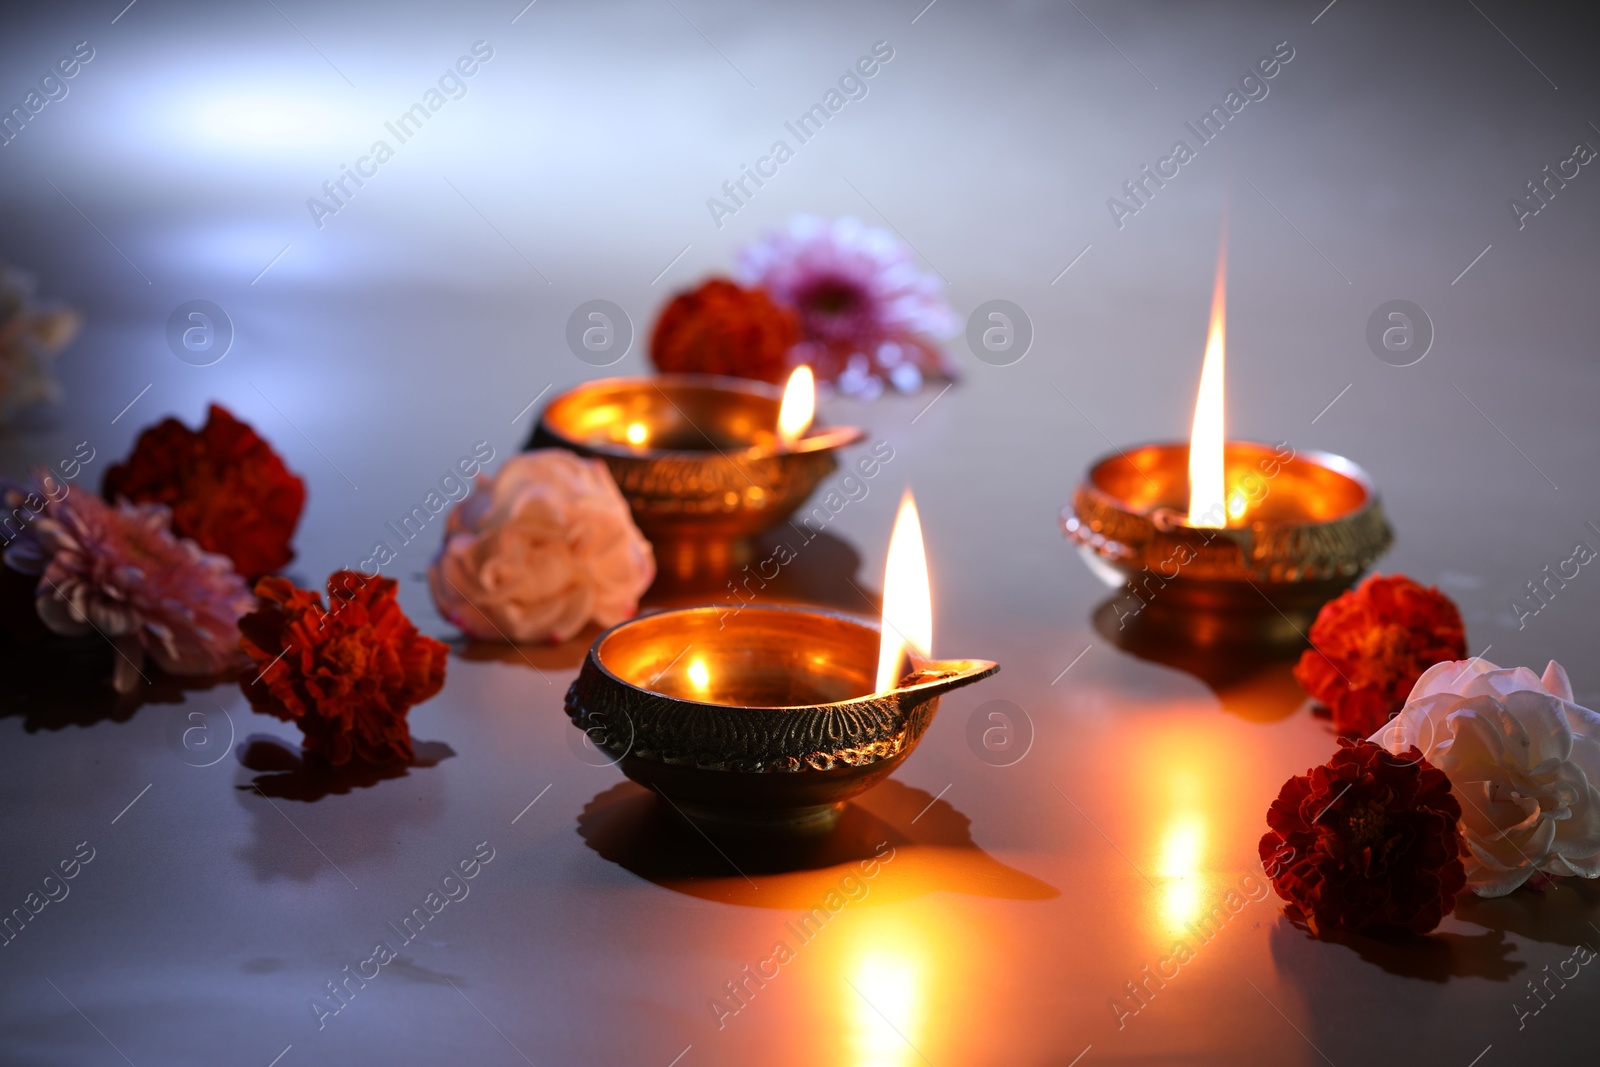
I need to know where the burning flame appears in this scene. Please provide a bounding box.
[625,421,649,446]
[1186,246,1227,528]
[778,365,815,446]
[874,490,932,693]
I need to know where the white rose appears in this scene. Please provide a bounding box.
[429,450,655,643]
[1369,658,1600,897]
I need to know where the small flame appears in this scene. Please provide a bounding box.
[777,365,815,446]
[874,490,932,693]
[625,421,649,447]
[1186,244,1227,528]
[687,656,710,692]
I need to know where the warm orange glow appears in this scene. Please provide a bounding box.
[625,421,648,446]
[874,490,932,693]
[1158,815,1206,877]
[848,951,923,1066]
[1143,739,1218,940]
[1187,246,1227,527]
[687,656,710,692]
[1157,814,1208,935]
[778,365,816,445]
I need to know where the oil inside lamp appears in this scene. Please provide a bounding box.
[624,365,815,453]
[659,485,938,702]
[531,371,866,570]
[875,489,933,693]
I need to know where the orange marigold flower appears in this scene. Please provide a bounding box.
[1293,574,1467,737]
[239,572,447,766]
[650,277,798,384]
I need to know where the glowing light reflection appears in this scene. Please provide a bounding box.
[1157,815,1207,934]
[686,657,710,692]
[848,952,923,1067]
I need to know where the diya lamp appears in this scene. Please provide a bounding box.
[532,368,865,577]
[1062,251,1393,647]
[565,491,999,830]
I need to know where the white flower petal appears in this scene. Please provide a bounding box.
[1373,656,1600,896]
[1543,660,1576,702]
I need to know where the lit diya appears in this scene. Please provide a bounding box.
[1062,249,1392,646]
[532,368,864,575]
[565,491,998,829]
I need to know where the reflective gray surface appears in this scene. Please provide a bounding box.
[2,1,1598,1064]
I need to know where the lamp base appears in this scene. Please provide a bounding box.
[671,799,845,834]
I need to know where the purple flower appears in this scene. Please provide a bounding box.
[737,215,957,399]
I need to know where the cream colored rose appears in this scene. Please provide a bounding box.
[1370,658,1600,896]
[429,450,654,643]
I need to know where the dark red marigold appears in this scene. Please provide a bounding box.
[103,403,306,581]
[1259,739,1467,936]
[650,277,798,384]
[1293,574,1467,737]
[239,572,447,767]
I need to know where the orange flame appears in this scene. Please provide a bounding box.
[875,490,932,693]
[778,365,815,445]
[1187,244,1227,527]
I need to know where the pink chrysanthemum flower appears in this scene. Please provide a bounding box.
[2,477,253,692]
[737,215,958,399]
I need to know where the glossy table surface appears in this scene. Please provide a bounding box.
[2,1,1598,1064]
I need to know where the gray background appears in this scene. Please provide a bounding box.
[1,1,1597,1064]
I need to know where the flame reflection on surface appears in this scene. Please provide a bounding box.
[687,656,710,693]
[846,947,925,1067]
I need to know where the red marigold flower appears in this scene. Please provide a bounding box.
[650,277,798,384]
[1293,574,1467,737]
[239,572,447,767]
[1259,739,1467,936]
[103,403,306,581]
